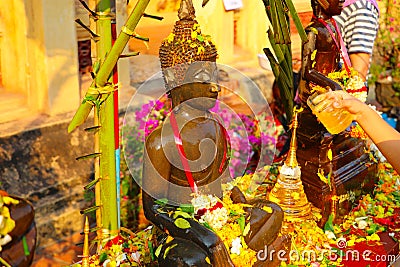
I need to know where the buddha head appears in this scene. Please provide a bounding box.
[311,0,344,17]
[159,0,219,109]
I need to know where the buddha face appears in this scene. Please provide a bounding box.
[170,61,220,110]
[321,0,344,16]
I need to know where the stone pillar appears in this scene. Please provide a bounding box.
[235,1,270,58]
[195,0,234,63]
[2,0,80,116]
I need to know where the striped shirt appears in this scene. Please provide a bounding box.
[334,0,380,55]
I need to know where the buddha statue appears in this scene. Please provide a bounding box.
[142,0,287,266]
[296,0,378,225]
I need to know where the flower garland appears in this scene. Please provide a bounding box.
[327,68,368,103]
[190,193,258,267]
[0,193,18,252]
[310,67,372,138]
[72,227,155,267]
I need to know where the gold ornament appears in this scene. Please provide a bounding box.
[269,107,312,222]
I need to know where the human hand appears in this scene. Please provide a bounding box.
[319,90,369,119]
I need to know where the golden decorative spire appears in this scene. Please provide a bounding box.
[82,216,90,267]
[284,107,301,168]
[269,106,311,223]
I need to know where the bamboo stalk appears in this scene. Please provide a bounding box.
[264,48,294,121]
[286,0,307,42]
[275,0,290,44]
[68,0,151,133]
[95,0,119,238]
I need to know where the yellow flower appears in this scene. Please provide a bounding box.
[191,31,197,40]
[166,33,175,43]
[366,233,380,242]
[197,46,205,55]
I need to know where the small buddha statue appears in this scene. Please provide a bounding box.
[297,0,345,103]
[142,0,285,266]
[295,0,377,224]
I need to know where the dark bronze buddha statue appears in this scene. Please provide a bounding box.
[142,0,286,266]
[296,0,378,225]
[298,0,345,103]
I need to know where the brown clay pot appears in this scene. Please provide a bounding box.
[0,196,37,267]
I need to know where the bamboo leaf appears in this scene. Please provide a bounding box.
[84,178,100,191]
[75,19,100,41]
[80,205,101,214]
[84,125,101,132]
[76,153,101,161]
[77,0,97,18]
[119,52,140,58]
[143,13,164,21]
[133,34,149,42]
[286,0,307,42]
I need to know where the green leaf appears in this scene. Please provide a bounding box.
[149,241,155,261]
[243,222,251,236]
[173,210,192,219]
[155,198,168,206]
[202,222,214,231]
[229,210,239,216]
[154,244,162,258]
[179,204,194,214]
[237,215,245,233]
[324,214,335,233]
[163,244,178,259]
[174,218,191,229]
[197,35,204,42]
[99,252,108,263]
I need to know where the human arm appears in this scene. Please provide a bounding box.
[349,53,371,81]
[328,91,400,173]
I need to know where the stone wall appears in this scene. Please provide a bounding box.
[0,117,94,247]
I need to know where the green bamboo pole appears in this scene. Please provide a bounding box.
[68,0,151,133]
[95,0,118,238]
